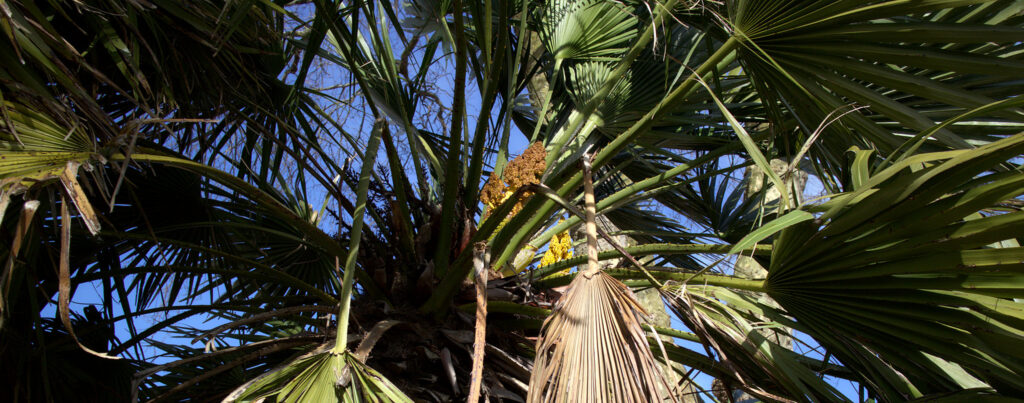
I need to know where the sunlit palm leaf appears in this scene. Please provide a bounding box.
[765,134,1024,399]
[727,0,1024,183]
[663,284,850,402]
[228,345,412,403]
[540,0,639,66]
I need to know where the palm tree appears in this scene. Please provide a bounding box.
[2,0,1024,401]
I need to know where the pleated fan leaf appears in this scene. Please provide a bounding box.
[527,270,676,403]
[539,0,639,66]
[564,60,667,129]
[228,344,413,403]
[726,0,1024,184]
[764,134,1024,400]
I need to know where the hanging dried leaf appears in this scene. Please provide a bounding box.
[527,270,676,402]
[1,199,38,316]
[58,161,101,235]
[58,192,119,360]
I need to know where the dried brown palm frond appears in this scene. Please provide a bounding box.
[527,270,677,402]
[527,155,676,402]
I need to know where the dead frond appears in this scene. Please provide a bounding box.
[527,270,676,402]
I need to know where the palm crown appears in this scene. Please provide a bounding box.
[1,0,1023,401]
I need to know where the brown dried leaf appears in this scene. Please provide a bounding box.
[527,270,675,403]
[1,199,39,315]
[58,161,101,235]
[58,192,119,360]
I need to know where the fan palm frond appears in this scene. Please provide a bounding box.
[528,270,676,402]
[764,134,1024,399]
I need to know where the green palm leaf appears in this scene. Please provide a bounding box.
[727,0,1024,182]
[663,284,850,401]
[765,134,1024,399]
[228,345,412,403]
[540,0,639,66]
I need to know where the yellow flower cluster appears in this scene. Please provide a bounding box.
[540,227,574,273]
[485,188,516,216]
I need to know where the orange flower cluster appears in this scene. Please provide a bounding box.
[480,141,546,218]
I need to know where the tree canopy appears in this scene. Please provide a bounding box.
[2,0,1024,401]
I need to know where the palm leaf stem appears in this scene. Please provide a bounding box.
[536,269,765,292]
[434,0,470,278]
[334,120,383,352]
